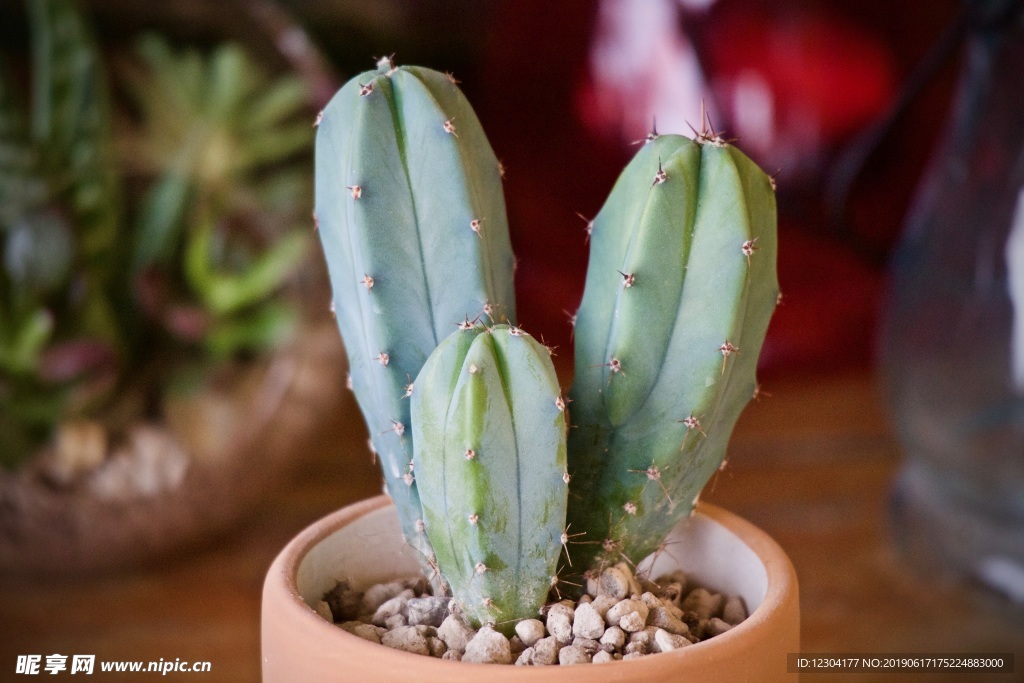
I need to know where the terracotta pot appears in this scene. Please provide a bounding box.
[262,495,800,681]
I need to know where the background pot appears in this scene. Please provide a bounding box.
[0,323,345,576]
[262,495,800,682]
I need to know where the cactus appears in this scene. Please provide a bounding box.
[314,58,516,585]
[565,127,779,574]
[412,324,567,630]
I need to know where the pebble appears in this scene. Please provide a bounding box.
[706,617,733,637]
[546,603,575,644]
[590,595,618,620]
[558,645,592,665]
[442,650,462,662]
[648,606,689,635]
[514,619,545,647]
[592,650,614,664]
[606,598,649,627]
[427,636,447,657]
[406,596,449,627]
[659,598,685,620]
[619,611,646,633]
[571,602,605,639]
[384,614,407,630]
[722,596,748,625]
[661,581,684,604]
[654,628,691,652]
[681,588,723,621]
[339,621,382,644]
[624,641,647,655]
[372,595,409,626]
[515,648,535,666]
[623,652,644,661]
[599,626,625,650]
[381,626,429,655]
[532,636,562,665]
[629,627,654,646]
[414,625,437,638]
[639,591,662,610]
[437,615,475,653]
[361,581,406,614]
[614,562,643,596]
[587,565,632,599]
[572,637,601,655]
[463,626,512,665]
[509,635,526,655]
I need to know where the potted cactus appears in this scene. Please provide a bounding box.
[0,0,340,574]
[262,57,798,680]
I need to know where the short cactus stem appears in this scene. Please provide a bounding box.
[413,325,567,631]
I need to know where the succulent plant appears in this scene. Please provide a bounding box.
[317,61,778,626]
[412,324,567,630]
[313,57,516,583]
[122,35,312,363]
[1,0,123,466]
[564,127,779,575]
[1,1,312,468]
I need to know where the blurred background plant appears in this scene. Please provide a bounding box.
[0,0,312,470]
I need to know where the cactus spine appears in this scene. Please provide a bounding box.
[412,325,567,630]
[314,58,516,583]
[566,129,779,574]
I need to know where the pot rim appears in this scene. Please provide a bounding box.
[264,495,798,674]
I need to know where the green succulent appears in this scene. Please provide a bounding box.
[1,0,313,468]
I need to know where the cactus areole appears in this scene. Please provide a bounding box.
[316,57,778,627]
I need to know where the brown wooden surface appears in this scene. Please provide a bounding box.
[2,368,1022,681]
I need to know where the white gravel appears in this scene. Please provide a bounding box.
[320,561,748,666]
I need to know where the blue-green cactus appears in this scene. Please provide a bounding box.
[565,128,779,574]
[412,325,567,631]
[314,58,516,584]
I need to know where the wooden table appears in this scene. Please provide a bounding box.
[2,368,1022,680]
